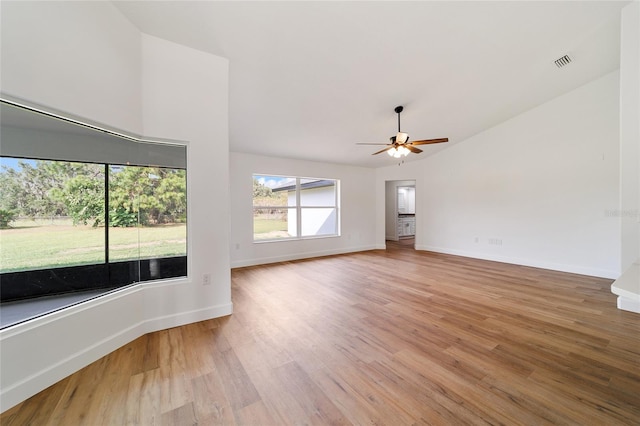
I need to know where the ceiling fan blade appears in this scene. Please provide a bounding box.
[372,146,393,155]
[409,138,449,145]
[403,144,422,154]
[356,143,389,146]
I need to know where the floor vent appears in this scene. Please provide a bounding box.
[554,54,572,68]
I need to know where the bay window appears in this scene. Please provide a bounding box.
[0,99,187,318]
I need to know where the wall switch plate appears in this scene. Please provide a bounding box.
[203,273,211,285]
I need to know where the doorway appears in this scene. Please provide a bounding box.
[385,180,416,249]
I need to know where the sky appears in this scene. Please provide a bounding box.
[255,175,295,189]
[0,157,36,172]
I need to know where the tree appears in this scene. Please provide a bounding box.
[0,160,102,218]
[0,209,16,228]
[108,166,186,226]
[253,178,272,198]
[0,169,23,213]
[155,169,187,223]
[252,178,286,208]
[0,159,186,228]
[56,174,105,227]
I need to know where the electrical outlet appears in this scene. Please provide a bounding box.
[203,273,211,285]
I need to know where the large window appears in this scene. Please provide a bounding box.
[253,175,339,241]
[0,99,187,309]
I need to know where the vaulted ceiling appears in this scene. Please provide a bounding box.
[113,1,628,168]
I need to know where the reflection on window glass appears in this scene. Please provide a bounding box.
[252,174,339,241]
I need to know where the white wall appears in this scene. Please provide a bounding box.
[378,71,621,278]
[0,3,231,412]
[620,1,640,272]
[229,152,376,267]
[141,34,231,323]
[0,1,143,134]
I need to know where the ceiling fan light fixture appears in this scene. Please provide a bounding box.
[387,145,410,158]
[357,105,449,158]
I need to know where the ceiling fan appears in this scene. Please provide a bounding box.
[358,106,448,158]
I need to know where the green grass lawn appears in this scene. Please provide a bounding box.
[0,223,186,272]
[253,218,287,233]
[253,217,290,240]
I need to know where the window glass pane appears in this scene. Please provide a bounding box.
[252,174,339,242]
[0,158,105,272]
[253,207,296,240]
[108,166,187,262]
[301,207,337,237]
[253,175,294,207]
[300,178,336,207]
[136,168,187,260]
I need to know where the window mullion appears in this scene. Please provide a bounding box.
[104,164,110,268]
[296,178,302,237]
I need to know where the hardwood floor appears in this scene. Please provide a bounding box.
[2,245,639,425]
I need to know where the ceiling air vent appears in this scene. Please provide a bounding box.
[554,54,572,68]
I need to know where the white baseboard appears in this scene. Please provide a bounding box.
[0,289,233,413]
[230,245,378,268]
[617,296,640,313]
[612,259,640,313]
[1,321,143,413]
[416,245,619,279]
[142,303,233,334]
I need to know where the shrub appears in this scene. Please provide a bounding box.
[109,206,138,227]
[0,209,16,229]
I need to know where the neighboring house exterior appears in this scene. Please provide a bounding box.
[272,179,338,237]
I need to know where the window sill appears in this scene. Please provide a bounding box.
[253,234,340,244]
[0,289,113,329]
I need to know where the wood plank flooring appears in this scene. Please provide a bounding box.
[2,244,640,425]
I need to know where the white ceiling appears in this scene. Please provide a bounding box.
[113,1,627,168]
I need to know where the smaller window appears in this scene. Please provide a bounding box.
[253,175,339,241]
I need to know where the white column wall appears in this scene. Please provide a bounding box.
[140,34,231,325]
[620,1,640,271]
